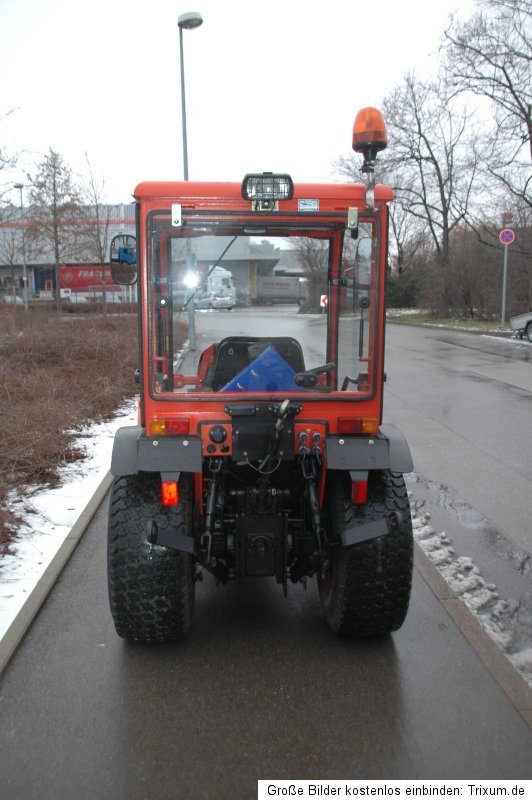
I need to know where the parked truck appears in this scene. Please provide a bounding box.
[202,265,235,300]
[252,275,307,305]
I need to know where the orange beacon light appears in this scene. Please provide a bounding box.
[352,107,388,161]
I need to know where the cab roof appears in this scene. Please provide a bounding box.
[133,181,394,211]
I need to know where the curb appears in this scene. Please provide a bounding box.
[0,472,114,678]
[414,543,532,728]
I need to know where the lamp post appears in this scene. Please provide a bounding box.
[178,11,202,351]
[178,11,203,181]
[13,183,29,312]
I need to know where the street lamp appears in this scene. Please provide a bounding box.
[178,11,203,180]
[13,183,29,312]
[178,11,203,351]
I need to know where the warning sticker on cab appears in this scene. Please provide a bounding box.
[298,199,319,212]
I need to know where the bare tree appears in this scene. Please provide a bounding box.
[443,0,532,208]
[0,203,20,290]
[387,202,430,275]
[292,238,329,311]
[28,149,86,310]
[335,155,427,275]
[336,73,483,311]
[336,73,480,285]
[384,75,480,275]
[82,153,113,314]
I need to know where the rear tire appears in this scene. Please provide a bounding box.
[526,323,532,344]
[107,472,195,642]
[318,470,413,637]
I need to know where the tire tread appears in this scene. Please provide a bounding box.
[107,473,194,642]
[319,470,413,637]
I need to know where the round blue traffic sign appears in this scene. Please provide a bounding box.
[499,228,515,245]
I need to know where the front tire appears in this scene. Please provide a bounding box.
[318,470,413,637]
[526,323,532,344]
[107,472,195,642]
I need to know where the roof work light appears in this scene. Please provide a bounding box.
[241,173,294,203]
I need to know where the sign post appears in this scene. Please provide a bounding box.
[498,228,515,326]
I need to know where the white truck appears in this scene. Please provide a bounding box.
[509,311,532,343]
[194,265,236,309]
[251,276,307,305]
[204,265,235,296]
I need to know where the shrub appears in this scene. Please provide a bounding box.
[0,310,138,551]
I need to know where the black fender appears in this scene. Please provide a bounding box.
[325,423,413,473]
[110,425,202,476]
[379,423,414,472]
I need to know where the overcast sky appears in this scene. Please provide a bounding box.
[1,0,474,204]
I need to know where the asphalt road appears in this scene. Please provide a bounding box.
[1,321,532,798]
[384,323,532,554]
[384,324,532,639]
[0,497,531,800]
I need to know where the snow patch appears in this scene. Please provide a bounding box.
[410,492,532,688]
[510,649,532,675]
[0,400,138,641]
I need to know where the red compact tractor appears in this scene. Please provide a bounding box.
[107,108,414,642]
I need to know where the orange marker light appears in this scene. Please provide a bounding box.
[162,481,179,506]
[150,419,166,436]
[352,107,388,154]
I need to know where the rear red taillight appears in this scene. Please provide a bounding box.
[162,481,179,506]
[165,419,190,435]
[337,417,378,435]
[150,418,190,436]
[351,480,368,505]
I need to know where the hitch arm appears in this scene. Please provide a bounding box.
[300,454,326,554]
[146,521,197,555]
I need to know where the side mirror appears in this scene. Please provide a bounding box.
[110,234,137,285]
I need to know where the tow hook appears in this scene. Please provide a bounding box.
[340,509,405,548]
[145,521,197,555]
[388,511,403,532]
[146,521,157,544]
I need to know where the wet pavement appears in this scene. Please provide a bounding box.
[0,498,531,799]
[385,324,532,683]
[1,323,532,797]
[384,324,532,553]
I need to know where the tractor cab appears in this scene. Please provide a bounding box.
[107,108,414,643]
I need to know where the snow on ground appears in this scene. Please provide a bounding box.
[0,400,138,641]
[410,493,532,688]
[1,401,530,691]
[387,310,532,343]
